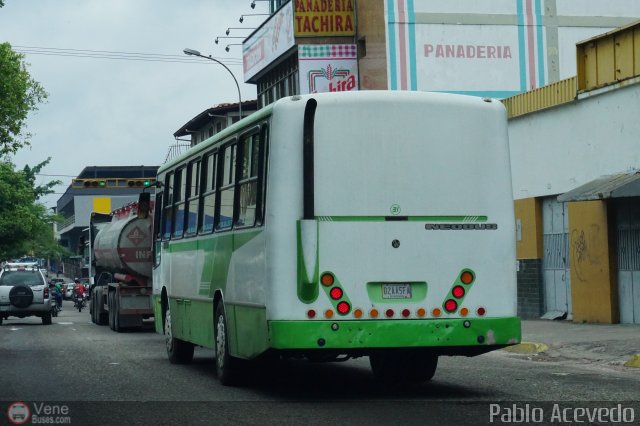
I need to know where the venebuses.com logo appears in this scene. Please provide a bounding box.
[7,401,72,424]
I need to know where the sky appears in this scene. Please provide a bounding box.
[0,0,266,208]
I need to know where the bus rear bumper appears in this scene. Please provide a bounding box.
[269,317,521,354]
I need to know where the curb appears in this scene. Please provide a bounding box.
[501,342,549,354]
[624,354,640,368]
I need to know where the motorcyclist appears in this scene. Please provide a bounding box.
[53,280,63,311]
[74,278,85,306]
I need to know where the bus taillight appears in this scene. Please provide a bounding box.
[460,271,474,285]
[321,273,334,286]
[416,308,426,317]
[370,308,379,318]
[477,307,486,316]
[452,285,465,298]
[385,309,394,318]
[337,301,350,315]
[401,309,410,318]
[353,308,363,318]
[444,299,458,312]
[307,309,316,318]
[329,287,343,300]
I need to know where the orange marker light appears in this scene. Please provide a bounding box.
[370,308,379,318]
[321,273,334,286]
[460,271,474,285]
[460,307,469,317]
[324,309,334,318]
[432,308,442,317]
[416,308,426,317]
[354,308,363,318]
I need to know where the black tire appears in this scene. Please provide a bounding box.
[51,307,58,318]
[113,293,120,332]
[369,350,438,384]
[10,286,34,308]
[89,296,95,323]
[42,312,52,325]
[165,305,194,364]
[0,316,3,326]
[214,300,240,386]
[108,292,115,331]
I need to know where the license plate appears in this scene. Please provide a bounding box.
[382,283,412,299]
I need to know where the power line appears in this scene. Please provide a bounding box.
[13,45,243,66]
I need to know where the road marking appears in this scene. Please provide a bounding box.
[57,322,74,325]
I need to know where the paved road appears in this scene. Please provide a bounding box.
[1,303,638,425]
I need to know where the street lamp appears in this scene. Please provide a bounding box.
[226,27,255,36]
[183,48,242,118]
[225,44,243,52]
[215,36,245,45]
[239,14,269,23]
[250,0,270,9]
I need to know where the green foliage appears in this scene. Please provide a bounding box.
[0,42,48,155]
[0,158,67,260]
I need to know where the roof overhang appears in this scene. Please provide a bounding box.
[557,171,640,202]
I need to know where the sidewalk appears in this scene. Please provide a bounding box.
[502,319,640,370]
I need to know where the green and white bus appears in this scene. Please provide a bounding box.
[153,90,521,385]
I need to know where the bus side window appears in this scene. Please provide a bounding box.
[236,131,260,228]
[185,159,200,236]
[200,151,217,234]
[172,167,187,238]
[217,143,236,231]
[154,191,163,267]
[162,173,174,240]
[257,123,269,226]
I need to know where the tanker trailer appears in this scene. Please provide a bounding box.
[89,193,153,331]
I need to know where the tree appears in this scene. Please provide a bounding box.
[0,158,67,261]
[0,42,48,156]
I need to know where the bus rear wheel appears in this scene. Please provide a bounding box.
[369,350,438,383]
[214,300,240,386]
[164,305,194,364]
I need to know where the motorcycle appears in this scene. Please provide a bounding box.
[74,294,86,312]
[50,299,60,317]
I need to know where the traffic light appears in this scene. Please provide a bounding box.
[84,180,106,188]
[127,178,155,188]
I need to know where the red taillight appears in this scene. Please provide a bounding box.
[329,287,343,300]
[307,309,316,319]
[337,301,350,315]
[44,288,49,298]
[477,307,486,316]
[452,285,465,298]
[444,299,458,312]
[385,309,394,318]
[401,309,410,318]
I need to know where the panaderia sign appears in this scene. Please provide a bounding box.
[294,0,355,37]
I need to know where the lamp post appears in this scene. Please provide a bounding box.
[183,48,242,119]
[225,44,243,52]
[226,27,255,36]
[239,14,269,23]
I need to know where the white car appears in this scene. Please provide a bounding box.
[0,265,54,325]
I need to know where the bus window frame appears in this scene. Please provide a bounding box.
[162,172,174,241]
[215,139,238,233]
[172,166,187,240]
[199,149,219,235]
[235,125,263,229]
[184,158,201,238]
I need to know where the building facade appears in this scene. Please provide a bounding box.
[503,21,640,324]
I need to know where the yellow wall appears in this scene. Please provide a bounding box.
[356,0,387,89]
[514,198,543,259]
[568,201,618,323]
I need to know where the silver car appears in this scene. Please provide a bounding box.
[0,265,54,325]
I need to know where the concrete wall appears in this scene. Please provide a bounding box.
[509,82,640,200]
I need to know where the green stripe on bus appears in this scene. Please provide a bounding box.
[316,216,488,222]
[269,317,521,349]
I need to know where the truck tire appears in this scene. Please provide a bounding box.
[96,288,108,325]
[214,300,240,386]
[113,293,121,332]
[108,292,115,331]
[165,305,194,364]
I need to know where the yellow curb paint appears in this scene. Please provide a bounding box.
[501,342,549,354]
[624,354,640,368]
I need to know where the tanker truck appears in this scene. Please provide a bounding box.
[89,193,153,331]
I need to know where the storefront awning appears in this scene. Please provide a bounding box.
[558,171,640,202]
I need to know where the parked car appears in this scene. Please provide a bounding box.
[0,264,54,325]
